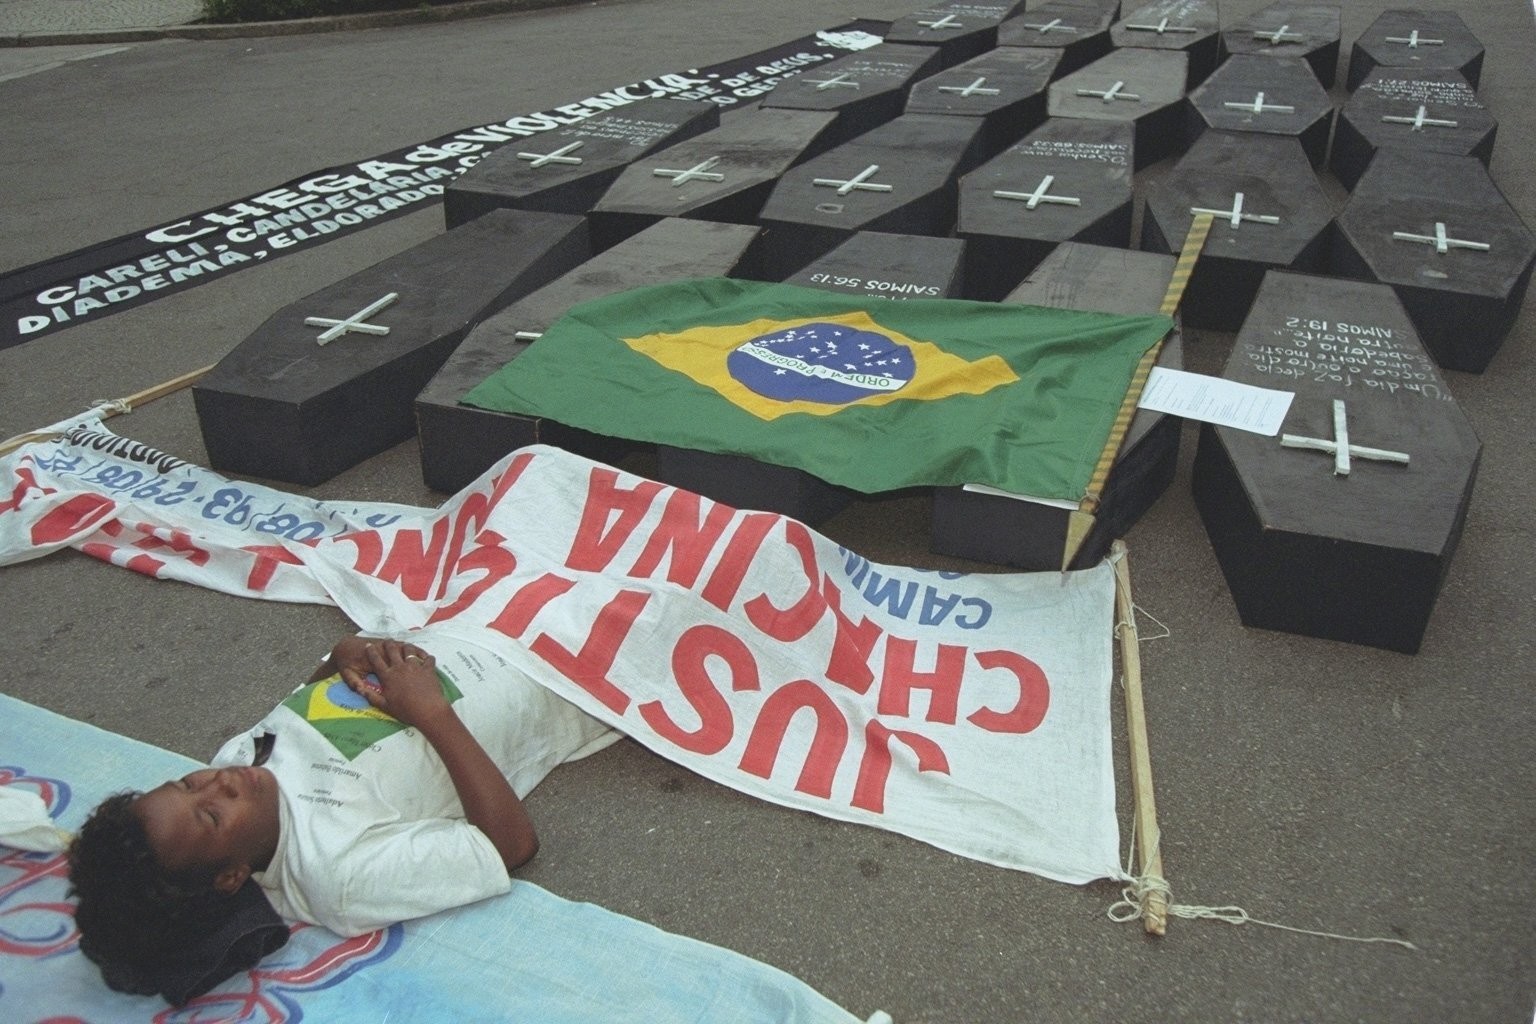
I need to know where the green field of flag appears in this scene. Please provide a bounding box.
[461,277,1172,500]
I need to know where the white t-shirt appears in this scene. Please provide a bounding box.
[210,628,618,936]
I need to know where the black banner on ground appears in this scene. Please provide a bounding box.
[0,23,886,351]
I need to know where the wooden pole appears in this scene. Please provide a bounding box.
[1062,214,1214,570]
[0,363,215,457]
[1111,539,1167,935]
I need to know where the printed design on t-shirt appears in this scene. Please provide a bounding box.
[282,672,463,761]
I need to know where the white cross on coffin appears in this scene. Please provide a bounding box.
[812,165,894,195]
[1125,17,1198,34]
[802,72,859,91]
[304,292,398,346]
[993,174,1081,209]
[1381,106,1460,131]
[1077,80,1141,103]
[1254,24,1305,44]
[938,77,1000,98]
[1280,399,1411,476]
[652,157,726,187]
[1392,222,1490,255]
[1385,30,1444,48]
[1223,92,1296,115]
[515,141,585,168]
[1191,192,1280,229]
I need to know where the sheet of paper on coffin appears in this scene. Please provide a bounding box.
[1345,10,1484,92]
[1191,270,1481,654]
[955,117,1134,300]
[1110,0,1222,87]
[881,0,1030,68]
[903,46,1060,164]
[932,242,1182,570]
[1141,130,1333,331]
[1046,48,1189,169]
[654,232,967,524]
[191,209,590,487]
[1186,53,1335,170]
[1220,1,1342,88]
[758,43,944,150]
[750,113,987,279]
[1330,150,1535,374]
[585,107,839,251]
[414,219,759,493]
[995,1,1115,78]
[1330,68,1495,192]
[441,98,719,229]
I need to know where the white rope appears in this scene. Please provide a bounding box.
[1108,825,1418,950]
[1133,602,1170,641]
[87,398,134,416]
[1113,602,1170,646]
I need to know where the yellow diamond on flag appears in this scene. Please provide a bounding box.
[622,311,1020,421]
[303,677,396,724]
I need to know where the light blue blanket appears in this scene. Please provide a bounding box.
[0,693,874,1024]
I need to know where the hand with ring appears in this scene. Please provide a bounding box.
[340,639,445,728]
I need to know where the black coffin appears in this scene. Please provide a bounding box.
[759,43,945,149]
[996,2,1115,78]
[751,114,987,279]
[1345,10,1485,92]
[1330,69,1495,192]
[193,209,590,486]
[1110,0,1223,87]
[587,107,840,250]
[932,242,1182,570]
[1046,48,1189,169]
[414,219,759,493]
[1192,270,1481,654]
[1220,1,1343,88]
[883,1,1030,67]
[955,118,1134,300]
[903,46,1060,160]
[441,98,719,229]
[1142,131,1334,331]
[1330,151,1535,373]
[1187,54,1335,169]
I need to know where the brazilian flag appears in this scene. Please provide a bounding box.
[461,277,1172,501]
[283,672,462,761]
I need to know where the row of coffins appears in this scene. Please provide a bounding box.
[191,1,1519,654]
[431,13,1527,358]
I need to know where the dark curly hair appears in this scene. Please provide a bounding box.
[67,791,235,996]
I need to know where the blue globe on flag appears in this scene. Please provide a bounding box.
[726,321,916,406]
[324,677,373,711]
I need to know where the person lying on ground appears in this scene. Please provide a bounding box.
[66,630,617,994]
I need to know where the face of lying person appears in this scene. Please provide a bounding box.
[134,765,281,894]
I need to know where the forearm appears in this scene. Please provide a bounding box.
[413,707,538,872]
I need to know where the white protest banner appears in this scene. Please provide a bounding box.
[0,422,1126,884]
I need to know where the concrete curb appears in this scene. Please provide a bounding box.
[0,0,589,47]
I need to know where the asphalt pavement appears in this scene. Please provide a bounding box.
[1,1,1534,1022]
